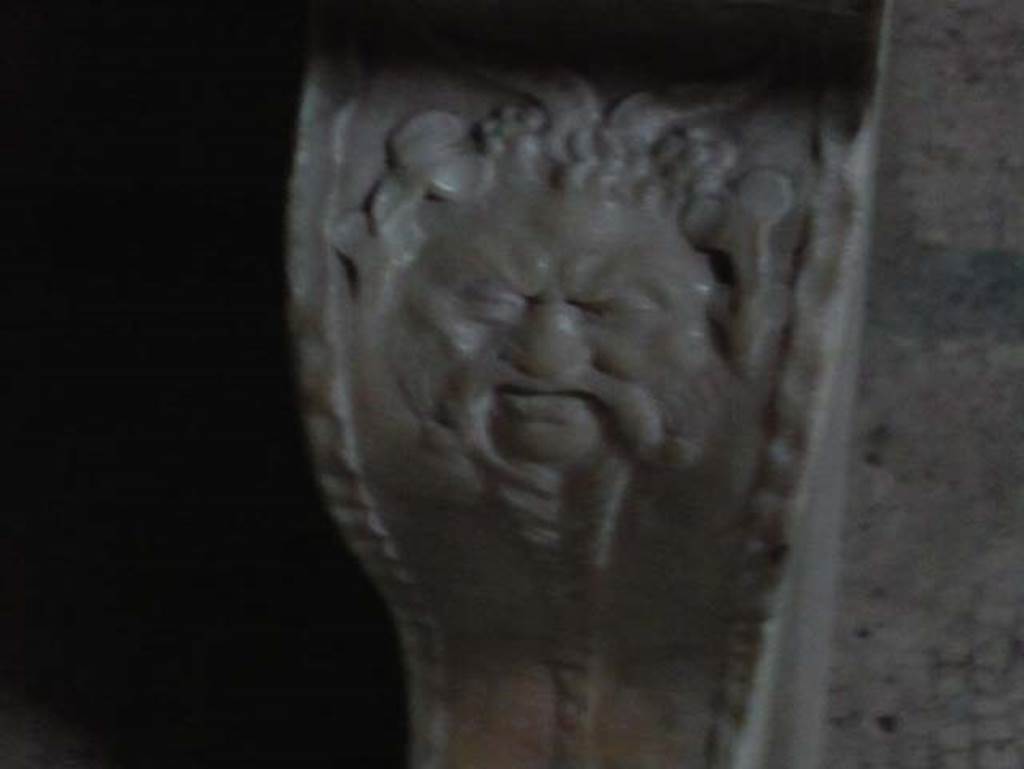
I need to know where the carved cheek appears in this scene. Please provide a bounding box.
[592,335,647,380]
[657,323,713,372]
[590,308,672,378]
[457,278,527,325]
[403,285,489,359]
[446,318,492,358]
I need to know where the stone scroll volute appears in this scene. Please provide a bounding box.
[287,3,890,768]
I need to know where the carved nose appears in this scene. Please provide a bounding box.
[510,302,589,381]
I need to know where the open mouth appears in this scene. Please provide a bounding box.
[489,384,606,464]
[496,385,596,424]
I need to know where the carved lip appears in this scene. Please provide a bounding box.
[496,384,596,424]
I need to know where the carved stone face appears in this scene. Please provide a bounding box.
[352,178,745,494]
[295,70,866,768]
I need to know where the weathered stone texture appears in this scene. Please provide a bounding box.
[824,1,1024,767]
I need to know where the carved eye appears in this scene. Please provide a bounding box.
[574,289,662,319]
[568,299,609,317]
[457,279,525,323]
[611,290,663,314]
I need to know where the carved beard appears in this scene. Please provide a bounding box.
[419,348,724,494]
[424,357,634,563]
[436,365,621,477]
[383,281,738,552]
[428,360,724,475]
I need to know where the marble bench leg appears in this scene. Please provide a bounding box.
[287,2,891,767]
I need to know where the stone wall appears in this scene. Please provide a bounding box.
[825,1,1024,767]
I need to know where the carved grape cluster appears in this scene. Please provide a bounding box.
[367,87,739,245]
[471,98,736,207]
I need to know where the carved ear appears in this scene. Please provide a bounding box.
[683,201,738,365]
[680,168,798,377]
[727,168,801,379]
[327,212,371,300]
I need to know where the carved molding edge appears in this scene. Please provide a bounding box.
[287,3,891,767]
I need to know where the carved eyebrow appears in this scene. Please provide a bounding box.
[427,231,547,293]
[632,276,681,308]
[561,248,615,295]
[466,234,550,293]
[507,249,551,295]
[566,247,660,291]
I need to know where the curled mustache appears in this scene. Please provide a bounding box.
[426,359,723,488]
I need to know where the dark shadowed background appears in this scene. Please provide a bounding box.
[4,3,406,767]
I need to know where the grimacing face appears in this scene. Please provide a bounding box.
[351,179,746,488]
